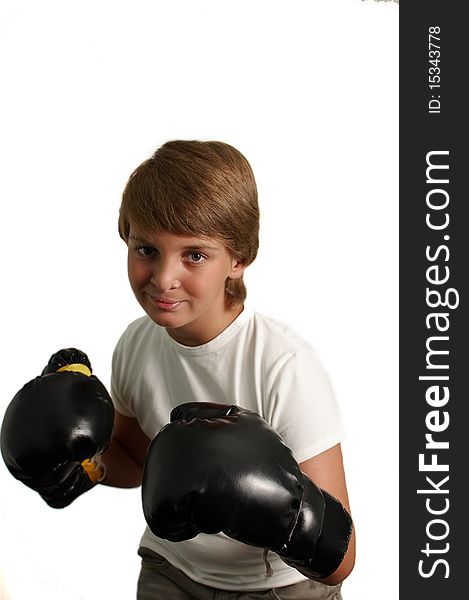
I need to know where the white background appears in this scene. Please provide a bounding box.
[0,1,398,598]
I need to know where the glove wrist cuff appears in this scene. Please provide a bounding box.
[278,476,353,579]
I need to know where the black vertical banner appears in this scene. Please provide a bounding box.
[400,1,467,597]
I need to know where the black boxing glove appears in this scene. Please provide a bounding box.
[142,402,352,579]
[1,348,115,508]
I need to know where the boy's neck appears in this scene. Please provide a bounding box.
[166,303,244,347]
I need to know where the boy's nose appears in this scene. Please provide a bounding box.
[150,260,181,293]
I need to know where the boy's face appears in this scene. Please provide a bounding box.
[127,229,245,346]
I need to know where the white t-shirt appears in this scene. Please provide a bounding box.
[111,305,345,591]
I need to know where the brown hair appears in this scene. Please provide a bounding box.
[118,140,260,307]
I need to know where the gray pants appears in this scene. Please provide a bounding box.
[136,547,343,600]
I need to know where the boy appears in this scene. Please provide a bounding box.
[101,140,355,598]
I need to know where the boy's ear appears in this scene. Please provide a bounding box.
[228,257,247,280]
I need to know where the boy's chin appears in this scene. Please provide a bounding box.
[148,310,184,328]
[147,304,196,331]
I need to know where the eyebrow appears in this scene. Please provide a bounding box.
[128,234,221,252]
[128,234,151,244]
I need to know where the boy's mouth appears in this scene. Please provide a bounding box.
[150,296,183,311]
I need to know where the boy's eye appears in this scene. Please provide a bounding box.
[186,252,206,264]
[136,246,156,257]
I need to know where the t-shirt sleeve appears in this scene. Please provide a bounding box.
[110,329,136,418]
[266,349,346,463]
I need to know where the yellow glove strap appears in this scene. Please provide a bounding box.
[81,457,106,485]
[57,363,92,377]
